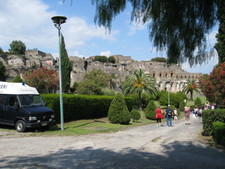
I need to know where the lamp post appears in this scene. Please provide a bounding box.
[51,16,67,130]
[168,84,170,106]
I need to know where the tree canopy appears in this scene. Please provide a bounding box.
[91,0,223,65]
[76,69,110,95]
[121,69,157,110]
[23,67,59,93]
[0,61,6,81]
[151,57,167,62]
[182,79,200,100]
[9,40,26,55]
[60,35,72,93]
[199,62,225,107]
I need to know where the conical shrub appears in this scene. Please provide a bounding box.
[108,93,131,124]
[179,100,186,111]
[144,100,156,120]
[130,109,141,121]
[195,97,202,107]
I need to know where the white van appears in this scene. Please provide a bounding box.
[0,82,55,132]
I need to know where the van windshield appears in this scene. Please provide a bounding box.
[18,95,44,106]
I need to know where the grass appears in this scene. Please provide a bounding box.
[26,111,155,136]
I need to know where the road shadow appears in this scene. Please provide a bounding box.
[1,141,225,169]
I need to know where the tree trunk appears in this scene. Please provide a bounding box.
[138,92,142,111]
[190,91,193,100]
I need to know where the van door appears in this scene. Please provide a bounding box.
[0,95,6,122]
[4,95,19,124]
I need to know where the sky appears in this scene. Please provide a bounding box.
[0,0,219,74]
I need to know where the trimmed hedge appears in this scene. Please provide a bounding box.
[202,109,225,136]
[212,121,225,146]
[41,94,134,122]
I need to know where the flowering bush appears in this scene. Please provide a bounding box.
[199,62,225,106]
[23,67,59,93]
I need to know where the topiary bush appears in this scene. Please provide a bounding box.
[130,109,141,121]
[108,93,131,124]
[179,100,186,111]
[144,100,156,120]
[195,97,202,107]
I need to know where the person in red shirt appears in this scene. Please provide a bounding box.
[155,105,163,127]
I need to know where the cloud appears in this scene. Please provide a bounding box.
[128,21,146,36]
[206,28,218,49]
[63,17,119,49]
[0,0,119,55]
[181,55,218,74]
[100,51,112,56]
[0,0,53,50]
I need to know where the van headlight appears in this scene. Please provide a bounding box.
[51,115,55,119]
[29,116,37,121]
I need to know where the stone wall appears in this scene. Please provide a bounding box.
[69,55,202,92]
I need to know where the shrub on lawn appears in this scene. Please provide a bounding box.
[179,100,186,111]
[130,109,141,121]
[195,97,202,107]
[144,100,156,120]
[108,93,131,124]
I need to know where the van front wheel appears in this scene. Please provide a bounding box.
[15,120,26,132]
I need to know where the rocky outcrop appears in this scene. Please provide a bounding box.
[0,50,56,80]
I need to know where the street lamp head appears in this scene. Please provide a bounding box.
[51,16,67,30]
[51,16,67,25]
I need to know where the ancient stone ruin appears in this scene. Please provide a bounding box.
[0,50,202,92]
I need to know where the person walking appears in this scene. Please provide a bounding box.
[184,106,191,125]
[173,107,178,123]
[155,105,163,127]
[166,105,173,127]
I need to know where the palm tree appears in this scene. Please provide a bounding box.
[121,69,157,110]
[182,80,200,100]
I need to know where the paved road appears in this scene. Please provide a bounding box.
[0,116,225,169]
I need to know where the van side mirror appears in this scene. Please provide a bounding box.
[14,102,20,110]
[44,102,48,106]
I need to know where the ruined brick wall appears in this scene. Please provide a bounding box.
[1,50,201,92]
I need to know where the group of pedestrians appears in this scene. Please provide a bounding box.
[155,102,218,127]
[155,105,178,127]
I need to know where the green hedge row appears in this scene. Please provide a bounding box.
[41,94,134,122]
[202,109,225,136]
[212,122,225,146]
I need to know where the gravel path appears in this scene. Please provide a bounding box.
[0,116,225,169]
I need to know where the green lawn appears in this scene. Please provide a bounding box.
[31,111,155,136]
